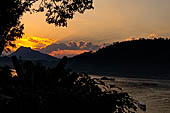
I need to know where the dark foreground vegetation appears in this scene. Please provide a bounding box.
[69,38,170,78]
[0,56,145,113]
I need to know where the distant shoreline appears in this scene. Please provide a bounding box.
[88,72,170,80]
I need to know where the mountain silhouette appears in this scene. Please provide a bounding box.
[9,46,58,61]
[68,38,170,79]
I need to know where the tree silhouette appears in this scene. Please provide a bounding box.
[0,0,25,55]
[0,56,144,113]
[0,0,94,55]
[70,38,170,76]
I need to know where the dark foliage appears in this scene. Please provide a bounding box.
[0,0,94,54]
[95,38,170,62]
[32,0,94,27]
[0,56,144,113]
[0,0,25,54]
[72,38,170,62]
[69,38,170,76]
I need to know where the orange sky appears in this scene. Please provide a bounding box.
[10,35,55,51]
[49,50,89,58]
[11,35,99,58]
[21,0,170,44]
[8,0,170,57]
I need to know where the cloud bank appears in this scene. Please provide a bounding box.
[5,36,101,58]
[40,41,101,58]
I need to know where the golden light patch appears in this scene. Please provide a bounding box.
[125,37,139,41]
[147,33,157,38]
[49,49,89,58]
[11,36,56,51]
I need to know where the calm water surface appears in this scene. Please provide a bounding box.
[91,75,170,113]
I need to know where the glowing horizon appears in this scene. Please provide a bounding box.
[8,35,101,58]
[10,35,56,51]
[49,49,89,58]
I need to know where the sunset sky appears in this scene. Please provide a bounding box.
[12,0,170,57]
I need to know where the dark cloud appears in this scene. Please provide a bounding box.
[40,41,101,54]
[35,43,46,49]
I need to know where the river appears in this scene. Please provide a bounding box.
[91,75,170,113]
[10,70,170,113]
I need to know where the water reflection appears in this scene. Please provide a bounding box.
[99,76,170,113]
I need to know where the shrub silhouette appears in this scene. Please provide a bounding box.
[0,56,145,113]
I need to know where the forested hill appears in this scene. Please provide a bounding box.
[68,38,170,78]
